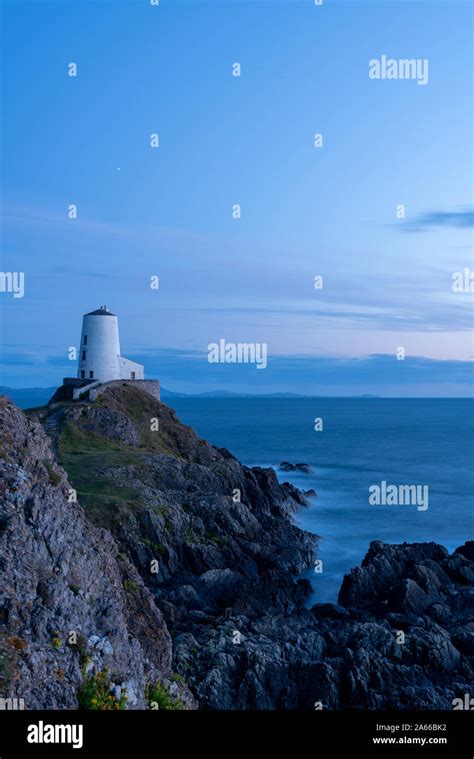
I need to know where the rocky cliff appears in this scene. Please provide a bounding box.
[0,394,189,709]
[1,386,473,710]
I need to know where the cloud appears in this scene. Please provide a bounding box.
[0,353,72,369]
[399,208,474,233]
[0,352,39,366]
[48,266,117,280]
[163,271,472,332]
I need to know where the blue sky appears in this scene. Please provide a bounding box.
[1,0,473,395]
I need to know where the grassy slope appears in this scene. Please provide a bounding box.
[29,386,200,533]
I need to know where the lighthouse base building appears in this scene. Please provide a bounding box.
[52,306,159,403]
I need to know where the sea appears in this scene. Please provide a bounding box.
[171,398,474,604]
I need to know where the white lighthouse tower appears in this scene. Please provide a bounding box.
[77,306,144,383]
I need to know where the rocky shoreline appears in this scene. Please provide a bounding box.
[0,386,472,710]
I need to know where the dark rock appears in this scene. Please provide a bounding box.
[217,447,239,462]
[455,541,474,561]
[451,623,474,656]
[279,462,312,473]
[281,481,310,508]
[445,554,474,584]
[311,603,349,620]
[197,569,245,610]
[338,541,450,611]
[294,579,312,605]
[389,579,429,614]
[168,585,201,611]
[294,463,312,473]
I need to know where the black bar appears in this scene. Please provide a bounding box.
[0,710,472,757]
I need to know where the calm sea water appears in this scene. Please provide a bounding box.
[171,398,474,603]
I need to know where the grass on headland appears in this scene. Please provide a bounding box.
[78,669,127,710]
[146,681,186,710]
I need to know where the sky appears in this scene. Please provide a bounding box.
[0,0,473,395]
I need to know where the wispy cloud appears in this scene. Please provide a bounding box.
[399,208,474,233]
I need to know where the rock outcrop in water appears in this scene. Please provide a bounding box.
[0,386,472,710]
[279,462,313,473]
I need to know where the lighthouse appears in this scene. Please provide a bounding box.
[77,306,144,383]
[49,305,159,405]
